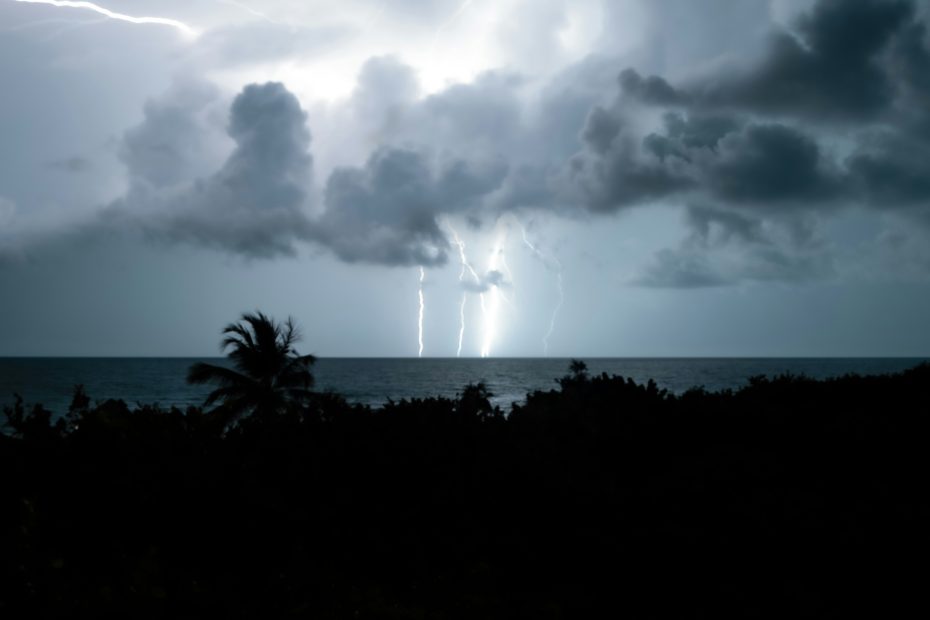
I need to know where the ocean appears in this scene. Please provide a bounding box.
[0,357,926,415]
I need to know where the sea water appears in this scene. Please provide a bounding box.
[1,357,926,415]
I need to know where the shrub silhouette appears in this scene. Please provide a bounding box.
[3,354,929,617]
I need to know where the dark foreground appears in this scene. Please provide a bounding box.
[2,364,928,617]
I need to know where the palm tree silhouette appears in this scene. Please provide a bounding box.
[187,311,316,425]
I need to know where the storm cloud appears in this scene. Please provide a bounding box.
[5,0,930,357]
[106,74,513,266]
[570,0,930,286]
[53,0,929,282]
[638,205,834,288]
[308,147,507,266]
[695,0,916,121]
[605,0,930,216]
[109,81,314,258]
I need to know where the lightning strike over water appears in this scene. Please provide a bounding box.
[450,230,469,357]
[11,0,200,37]
[447,220,516,358]
[521,225,564,356]
[417,266,426,358]
[457,284,467,357]
[480,230,507,358]
[447,223,483,357]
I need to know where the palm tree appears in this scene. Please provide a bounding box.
[187,311,316,425]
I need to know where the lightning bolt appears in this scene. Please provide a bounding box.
[11,0,200,37]
[547,269,565,356]
[521,225,564,356]
[417,266,426,358]
[447,222,484,358]
[480,228,508,358]
[447,219,515,358]
[452,232,469,358]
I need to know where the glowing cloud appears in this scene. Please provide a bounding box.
[12,0,200,37]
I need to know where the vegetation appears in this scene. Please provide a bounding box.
[186,311,316,427]
[1,316,928,617]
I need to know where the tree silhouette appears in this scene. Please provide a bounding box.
[187,311,316,425]
[569,359,588,377]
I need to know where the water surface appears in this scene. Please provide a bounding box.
[1,357,925,415]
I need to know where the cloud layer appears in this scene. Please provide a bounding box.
[21,0,930,289]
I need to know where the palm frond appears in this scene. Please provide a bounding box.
[187,362,254,388]
[188,311,317,423]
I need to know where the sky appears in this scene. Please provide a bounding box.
[2,0,930,357]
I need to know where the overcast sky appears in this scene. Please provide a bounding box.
[2,0,930,357]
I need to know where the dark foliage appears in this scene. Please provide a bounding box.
[187,311,316,428]
[2,359,929,617]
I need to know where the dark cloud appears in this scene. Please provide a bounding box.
[110,81,314,259]
[99,69,523,266]
[700,123,843,207]
[564,101,841,214]
[890,19,930,107]
[660,112,741,151]
[637,205,834,288]
[604,4,930,286]
[586,0,930,225]
[580,106,622,155]
[44,0,930,273]
[618,68,689,106]
[641,113,740,163]
[308,147,507,266]
[693,0,916,120]
[620,0,930,123]
[563,104,694,212]
[485,164,556,212]
[846,132,930,208]
[562,0,930,231]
